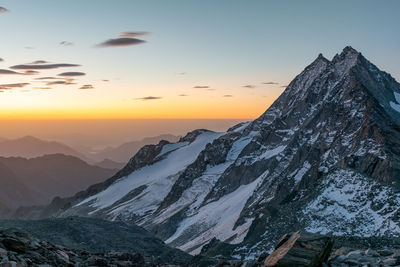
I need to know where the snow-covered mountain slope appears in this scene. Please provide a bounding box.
[35,46,400,259]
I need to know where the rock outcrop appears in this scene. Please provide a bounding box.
[264,231,333,267]
[0,228,147,266]
[0,217,192,265]
[328,247,400,266]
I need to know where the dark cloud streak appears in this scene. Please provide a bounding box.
[23,70,40,75]
[119,32,149,38]
[11,63,81,70]
[30,60,48,64]
[96,38,146,47]
[33,87,52,90]
[0,69,22,75]
[60,41,73,46]
[135,96,162,101]
[0,83,30,90]
[242,85,256,89]
[262,82,279,85]
[58,72,86,77]
[0,7,10,13]
[79,84,94,89]
[34,77,58,80]
[46,80,76,86]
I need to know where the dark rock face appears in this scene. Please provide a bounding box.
[264,231,333,267]
[14,47,400,259]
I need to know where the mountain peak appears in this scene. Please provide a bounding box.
[19,135,41,141]
[331,45,361,68]
[309,53,329,67]
[342,45,359,55]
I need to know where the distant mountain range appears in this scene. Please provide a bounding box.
[88,134,180,163]
[0,154,116,211]
[94,158,126,170]
[0,134,180,164]
[0,136,87,160]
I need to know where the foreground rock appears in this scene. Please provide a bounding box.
[259,232,400,267]
[0,228,148,266]
[328,247,400,267]
[264,231,333,267]
[0,217,192,265]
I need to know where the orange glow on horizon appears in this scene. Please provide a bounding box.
[0,90,278,120]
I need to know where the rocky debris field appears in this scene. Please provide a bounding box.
[260,231,400,267]
[1,227,400,267]
[328,248,400,267]
[0,228,150,266]
[0,217,192,265]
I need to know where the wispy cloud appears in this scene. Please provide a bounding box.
[223,94,233,97]
[0,58,3,62]
[0,69,22,75]
[262,82,279,85]
[119,32,149,38]
[33,87,52,90]
[96,32,148,48]
[0,69,39,75]
[34,77,59,80]
[0,83,30,90]
[135,96,162,101]
[30,60,48,64]
[178,94,188,97]
[193,85,209,89]
[11,63,80,70]
[79,84,94,89]
[60,41,73,46]
[102,79,109,82]
[242,85,256,89]
[46,80,76,86]
[280,85,288,88]
[23,70,40,75]
[0,7,10,13]
[97,38,146,47]
[58,72,86,77]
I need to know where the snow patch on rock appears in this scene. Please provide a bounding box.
[304,169,400,236]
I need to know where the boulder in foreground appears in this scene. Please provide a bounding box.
[264,231,333,267]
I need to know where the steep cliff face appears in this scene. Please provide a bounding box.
[33,47,400,258]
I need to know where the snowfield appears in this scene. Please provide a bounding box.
[76,131,223,217]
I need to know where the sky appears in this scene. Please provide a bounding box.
[0,0,399,122]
